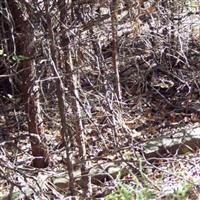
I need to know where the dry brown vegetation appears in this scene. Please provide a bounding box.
[0,0,200,199]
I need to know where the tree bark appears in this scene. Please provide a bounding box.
[8,0,49,168]
[110,0,122,101]
[58,0,91,196]
[44,0,76,195]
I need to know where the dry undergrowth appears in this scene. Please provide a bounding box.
[0,0,200,199]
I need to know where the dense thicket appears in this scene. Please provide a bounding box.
[0,0,200,198]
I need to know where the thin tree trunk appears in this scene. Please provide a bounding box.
[44,1,75,195]
[58,0,91,196]
[69,50,91,196]
[110,0,122,101]
[8,0,49,168]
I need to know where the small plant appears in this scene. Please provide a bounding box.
[106,171,156,200]
[170,182,193,200]
[135,188,156,200]
[106,184,156,200]
[106,184,134,200]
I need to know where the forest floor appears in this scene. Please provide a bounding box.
[0,5,200,200]
[1,90,200,199]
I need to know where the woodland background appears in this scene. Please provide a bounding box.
[0,0,200,199]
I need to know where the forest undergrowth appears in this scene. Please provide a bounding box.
[0,0,200,199]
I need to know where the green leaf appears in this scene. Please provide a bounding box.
[11,55,30,62]
[0,49,6,57]
[0,49,3,56]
